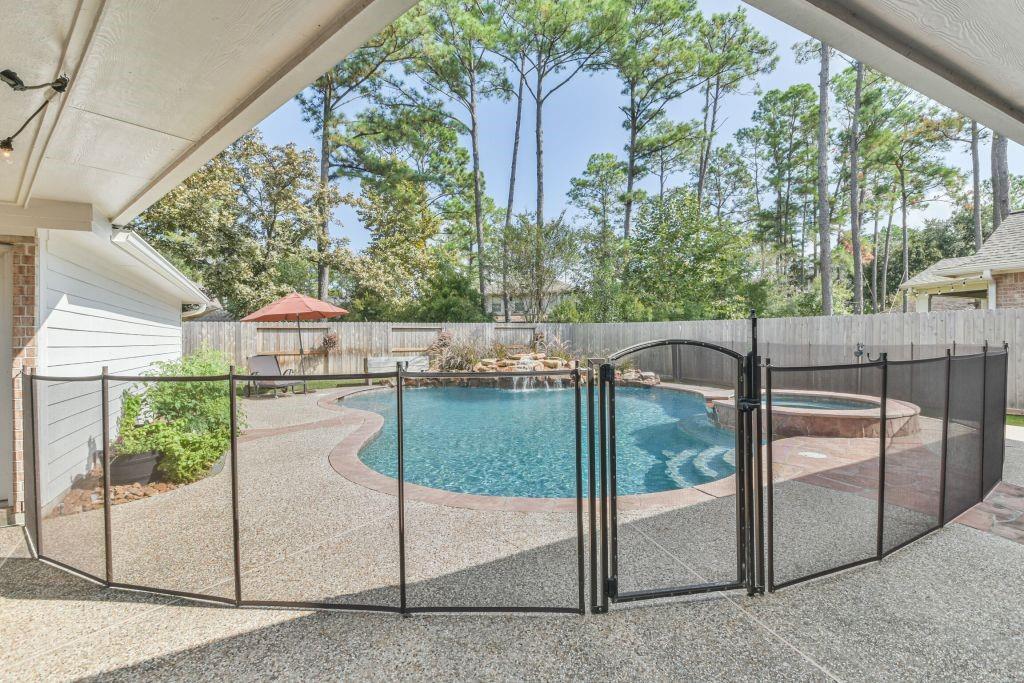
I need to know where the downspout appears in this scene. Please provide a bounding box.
[984,269,996,310]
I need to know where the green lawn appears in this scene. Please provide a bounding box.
[1008,414,1024,427]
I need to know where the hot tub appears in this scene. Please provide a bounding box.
[713,389,920,438]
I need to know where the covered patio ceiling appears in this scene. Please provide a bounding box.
[0,0,417,226]
[2,0,1024,229]
[747,0,1024,143]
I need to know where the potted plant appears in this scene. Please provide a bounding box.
[110,349,239,486]
[110,392,161,485]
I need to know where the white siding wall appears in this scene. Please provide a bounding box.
[37,234,183,505]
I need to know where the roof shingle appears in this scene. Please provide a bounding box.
[935,210,1024,275]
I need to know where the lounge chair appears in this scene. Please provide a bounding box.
[245,354,307,397]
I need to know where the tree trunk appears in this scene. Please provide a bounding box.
[696,76,722,210]
[971,121,982,251]
[468,67,487,314]
[899,169,909,312]
[881,205,893,309]
[817,42,833,315]
[870,210,880,312]
[849,61,864,314]
[623,82,637,239]
[658,153,667,225]
[502,55,526,324]
[534,60,545,316]
[992,131,1010,232]
[317,80,333,301]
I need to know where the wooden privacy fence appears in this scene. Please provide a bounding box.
[184,308,1023,411]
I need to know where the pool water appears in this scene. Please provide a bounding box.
[343,386,736,498]
[767,394,874,410]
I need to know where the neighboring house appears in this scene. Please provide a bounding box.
[901,211,1024,312]
[486,280,574,322]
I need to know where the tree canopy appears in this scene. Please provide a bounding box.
[136,0,999,322]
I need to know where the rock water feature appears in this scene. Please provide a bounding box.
[403,352,664,390]
[406,352,579,389]
[617,368,661,387]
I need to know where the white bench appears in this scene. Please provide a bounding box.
[364,355,429,383]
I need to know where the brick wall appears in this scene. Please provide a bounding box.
[995,273,1024,309]
[4,236,36,516]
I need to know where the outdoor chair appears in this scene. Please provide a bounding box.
[245,354,308,397]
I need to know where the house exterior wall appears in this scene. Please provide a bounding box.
[1,236,38,516]
[35,231,184,507]
[995,272,1024,309]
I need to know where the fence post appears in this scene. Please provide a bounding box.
[101,366,112,586]
[734,357,746,587]
[26,367,42,557]
[979,341,988,502]
[938,349,951,525]
[743,353,756,596]
[1002,341,1010,493]
[765,360,774,593]
[597,363,610,612]
[876,353,888,559]
[586,360,598,613]
[396,361,407,616]
[607,364,618,596]
[229,365,242,606]
[573,367,584,615]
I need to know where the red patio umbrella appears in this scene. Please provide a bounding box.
[241,292,348,371]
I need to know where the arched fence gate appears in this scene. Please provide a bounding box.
[591,338,760,612]
[23,314,1008,616]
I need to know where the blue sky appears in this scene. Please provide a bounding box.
[257,0,1023,252]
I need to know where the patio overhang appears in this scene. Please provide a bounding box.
[0,0,418,227]
[746,0,1024,144]
[3,0,1024,234]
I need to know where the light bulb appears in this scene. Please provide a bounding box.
[1,138,12,165]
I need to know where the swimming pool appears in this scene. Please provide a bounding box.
[342,386,736,498]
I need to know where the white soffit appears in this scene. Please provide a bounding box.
[1,0,417,223]
[7,0,1024,227]
[746,0,1024,144]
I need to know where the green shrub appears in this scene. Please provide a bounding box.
[146,349,234,435]
[114,349,240,484]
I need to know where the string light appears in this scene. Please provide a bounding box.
[1,70,69,163]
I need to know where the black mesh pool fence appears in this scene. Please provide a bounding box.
[21,338,1009,614]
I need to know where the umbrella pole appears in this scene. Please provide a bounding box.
[296,316,307,392]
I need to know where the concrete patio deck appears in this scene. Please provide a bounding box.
[2,388,1023,681]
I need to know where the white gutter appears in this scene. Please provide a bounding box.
[936,261,1024,277]
[110,229,210,304]
[182,303,211,319]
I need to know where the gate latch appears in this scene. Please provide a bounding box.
[737,397,760,413]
